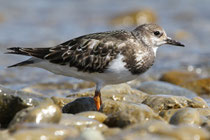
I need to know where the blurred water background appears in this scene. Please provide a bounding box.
[0,0,209,90]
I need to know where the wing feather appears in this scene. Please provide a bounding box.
[7,30,132,72]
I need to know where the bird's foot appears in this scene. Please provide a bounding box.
[94,95,101,111]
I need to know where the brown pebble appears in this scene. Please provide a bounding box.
[182,78,210,95]
[159,70,200,85]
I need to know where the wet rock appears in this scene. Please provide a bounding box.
[0,85,45,106]
[142,95,206,113]
[197,108,210,130]
[103,99,161,128]
[23,81,95,96]
[103,128,121,137]
[106,121,172,140]
[11,123,79,139]
[0,85,45,128]
[0,92,28,128]
[62,97,97,114]
[28,81,95,91]
[101,84,147,103]
[51,96,74,108]
[172,125,210,139]
[137,81,197,98]
[191,96,209,108]
[9,99,61,128]
[160,71,210,95]
[67,84,147,104]
[196,108,210,117]
[182,78,210,95]
[59,114,107,131]
[159,70,200,85]
[110,9,157,27]
[76,111,107,123]
[160,107,210,123]
[107,120,210,140]
[159,109,179,122]
[74,129,105,140]
[0,130,13,140]
[169,108,201,125]
[201,119,210,132]
[159,109,176,121]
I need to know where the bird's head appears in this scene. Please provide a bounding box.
[132,24,185,48]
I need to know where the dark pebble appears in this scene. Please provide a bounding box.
[62,97,97,114]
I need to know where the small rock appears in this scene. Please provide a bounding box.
[159,70,200,85]
[51,96,74,108]
[201,119,210,132]
[9,99,61,129]
[0,85,45,128]
[0,93,28,128]
[0,85,45,106]
[76,129,105,140]
[182,78,210,95]
[110,9,157,27]
[137,81,197,98]
[59,114,107,131]
[76,111,107,123]
[11,123,79,139]
[142,95,205,113]
[107,120,210,140]
[160,71,210,95]
[23,81,95,96]
[106,121,174,140]
[0,130,13,140]
[103,99,161,128]
[173,125,210,140]
[103,128,121,137]
[169,108,201,125]
[196,108,210,117]
[159,109,179,122]
[62,97,97,114]
[191,96,209,108]
[101,84,147,103]
[67,84,147,104]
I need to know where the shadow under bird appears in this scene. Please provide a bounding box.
[6,23,184,110]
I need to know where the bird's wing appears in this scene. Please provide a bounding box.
[7,31,131,73]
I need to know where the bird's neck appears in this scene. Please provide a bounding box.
[121,45,155,75]
[131,30,152,48]
[152,47,158,56]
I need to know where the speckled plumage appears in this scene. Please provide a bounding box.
[6,23,184,110]
[7,29,154,75]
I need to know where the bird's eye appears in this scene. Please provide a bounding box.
[154,31,160,36]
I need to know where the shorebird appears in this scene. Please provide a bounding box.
[6,24,184,110]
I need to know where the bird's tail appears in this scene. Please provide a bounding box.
[7,60,34,68]
[5,47,30,56]
[6,47,35,68]
[6,47,50,68]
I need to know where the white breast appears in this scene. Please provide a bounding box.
[104,54,136,84]
[30,54,137,86]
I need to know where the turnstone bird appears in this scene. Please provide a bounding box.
[6,24,184,110]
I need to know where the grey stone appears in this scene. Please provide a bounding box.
[137,81,197,98]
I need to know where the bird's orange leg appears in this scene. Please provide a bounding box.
[94,90,102,111]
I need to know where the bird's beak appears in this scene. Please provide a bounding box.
[166,37,185,47]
